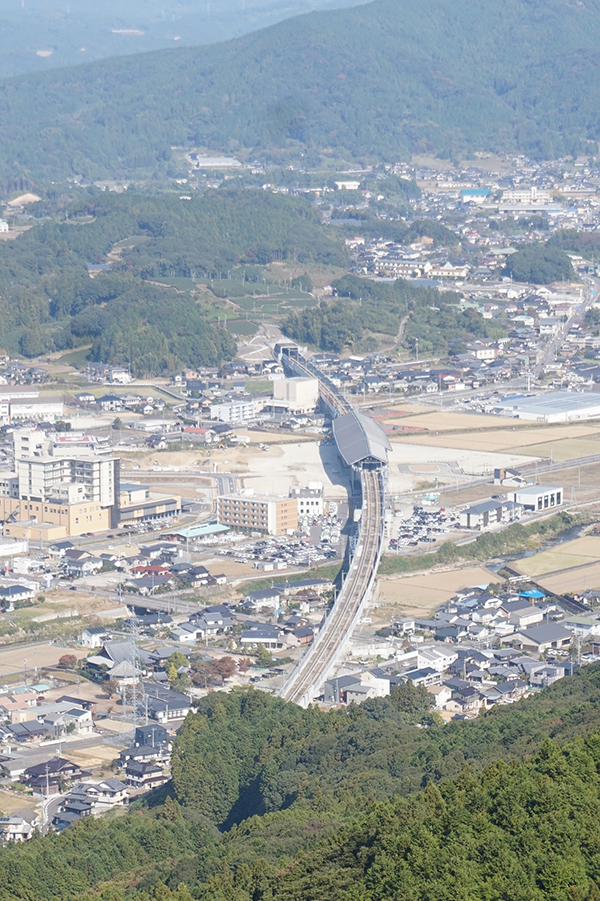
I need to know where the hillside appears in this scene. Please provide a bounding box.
[0,190,344,372]
[1,0,600,180]
[4,667,600,899]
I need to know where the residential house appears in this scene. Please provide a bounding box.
[244,588,281,611]
[240,623,284,650]
[81,626,109,648]
[509,623,572,654]
[125,762,169,789]
[0,808,39,842]
[0,584,35,609]
[23,756,88,792]
[139,684,190,723]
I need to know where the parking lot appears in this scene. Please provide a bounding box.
[388,505,458,553]
[217,500,348,569]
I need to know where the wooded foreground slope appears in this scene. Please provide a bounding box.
[2,667,600,900]
[1,0,600,179]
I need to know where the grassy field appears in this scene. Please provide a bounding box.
[244,379,273,395]
[228,319,259,336]
[58,346,92,366]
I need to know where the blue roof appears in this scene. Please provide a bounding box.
[518,589,546,599]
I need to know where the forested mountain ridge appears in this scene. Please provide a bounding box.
[4,667,600,899]
[0,0,599,180]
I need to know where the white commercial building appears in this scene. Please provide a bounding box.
[506,485,563,513]
[273,377,319,413]
[0,388,63,424]
[10,397,64,422]
[290,482,324,517]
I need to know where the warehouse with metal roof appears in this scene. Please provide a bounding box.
[332,410,391,469]
[491,391,600,423]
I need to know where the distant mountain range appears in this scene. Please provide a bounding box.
[0,0,365,78]
[2,0,600,181]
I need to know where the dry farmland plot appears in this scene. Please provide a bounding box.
[392,424,600,455]
[383,410,536,432]
[537,562,600,595]
[513,536,600,577]
[376,565,495,617]
[67,746,123,769]
[511,436,600,462]
[0,790,38,815]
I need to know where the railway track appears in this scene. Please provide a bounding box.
[280,469,384,706]
[277,349,387,706]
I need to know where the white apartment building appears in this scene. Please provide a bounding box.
[500,186,552,205]
[210,400,259,423]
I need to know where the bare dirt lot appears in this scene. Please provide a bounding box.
[0,642,89,680]
[387,442,536,493]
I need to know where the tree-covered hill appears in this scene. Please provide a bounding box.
[4,667,600,899]
[0,190,344,372]
[283,274,507,355]
[1,0,600,180]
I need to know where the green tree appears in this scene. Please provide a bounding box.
[166,661,178,683]
[256,645,274,668]
[389,679,435,714]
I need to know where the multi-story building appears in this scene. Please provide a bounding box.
[272,378,319,413]
[210,400,259,423]
[118,482,181,525]
[0,429,120,541]
[0,388,63,424]
[218,494,298,535]
[290,482,324,518]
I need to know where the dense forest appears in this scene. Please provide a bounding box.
[0,190,345,372]
[283,274,506,354]
[0,0,599,179]
[5,666,600,899]
[503,243,576,284]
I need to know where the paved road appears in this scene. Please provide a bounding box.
[42,793,65,834]
[121,468,236,496]
[533,276,596,378]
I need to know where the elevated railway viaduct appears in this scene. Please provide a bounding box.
[277,344,389,707]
